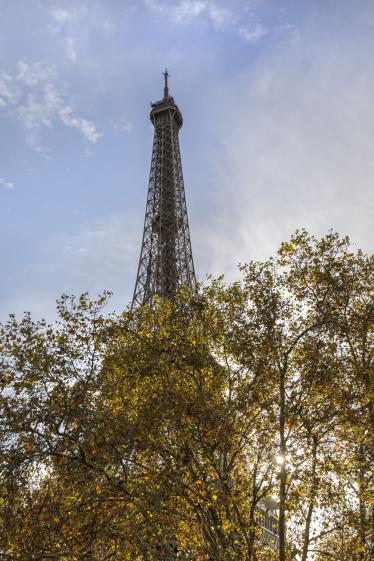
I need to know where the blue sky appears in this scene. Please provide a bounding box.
[1,0,373,319]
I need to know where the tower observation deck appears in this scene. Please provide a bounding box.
[132,70,196,308]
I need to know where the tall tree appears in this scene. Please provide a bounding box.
[0,231,372,561]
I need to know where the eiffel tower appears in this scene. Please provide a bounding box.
[132,70,196,308]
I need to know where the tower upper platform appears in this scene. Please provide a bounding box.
[150,69,183,129]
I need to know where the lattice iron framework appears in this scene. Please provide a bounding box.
[132,71,196,308]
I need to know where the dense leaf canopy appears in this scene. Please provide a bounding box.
[0,231,373,561]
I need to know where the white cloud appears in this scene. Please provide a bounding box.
[208,4,233,29]
[0,60,102,149]
[48,2,116,38]
[144,0,233,28]
[48,3,89,61]
[50,8,73,24]
[144,0,207,21]
[17,59,57,86]
[238,23,268,44]
[50,4,88,26]
[173,0,207,22]
[0,72,20,106]
[18,81,62,131]
[0,178,15,189]
[194,38,374,279]
[59,105,102,142]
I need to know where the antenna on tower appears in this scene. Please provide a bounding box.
[163,68,169,99]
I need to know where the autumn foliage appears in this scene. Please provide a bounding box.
[0,231,373,561]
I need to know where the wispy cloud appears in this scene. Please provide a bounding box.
[145,0,206,21]
[195,36,374,278]
[276,22,300,44]
[208,4,233,29]
[17,59,55,86]
[174,0,207,22]
[48,3,89,62]
[0,178,15,189]
[238,23,268,44]
[144,0,233,28]
[50,8,74,25]
[0,60,102,150]
[59,105,102,142]
[62,245,88,255]
[144,0,292,45]
[49,4,88,27]
[53,214,140,311]
[113,118,133,132]
[0,72,20,107]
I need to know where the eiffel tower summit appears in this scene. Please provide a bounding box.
[132,70,196,308]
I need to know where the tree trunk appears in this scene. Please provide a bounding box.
[358,443,367,561]
[247,500,258,561]
[278,366,287,561]
[301,435,318,561]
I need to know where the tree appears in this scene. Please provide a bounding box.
[0,231,372,561]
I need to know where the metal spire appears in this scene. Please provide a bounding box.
[163,68,169,99]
